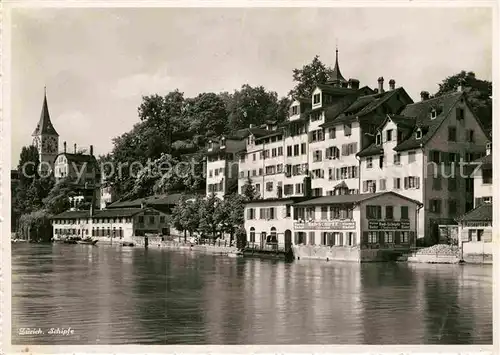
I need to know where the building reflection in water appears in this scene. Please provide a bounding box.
[12,245,492,345]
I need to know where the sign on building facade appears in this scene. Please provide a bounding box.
[368,220,410,230]
[293,220,356,231]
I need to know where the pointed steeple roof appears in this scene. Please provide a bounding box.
[32,87,59,136]
[327,47,347,84]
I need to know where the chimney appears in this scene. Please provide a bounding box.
[420,91,430,101]
[74,143,77,154]
[63,141,67,153]
[90,145,94,156]
[389,79,396,91]
[377,77,384,93]
[348,78,360,90]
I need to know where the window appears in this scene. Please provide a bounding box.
[363,180,376,193]
[384,232,394,243]
[366,205,382,219]
[160,216,165,223]
[379,155,384,169]
[408,151,416,163]
[313,93,321,104]
[308,232,316,245]
[277,147,283,156]
[286,205,292,218]
[252,169,256,177]
[430,109,437,119]
[313,150,322,162]
[401,206,409,220]
[247,208,255,220]
[344,123,352,136]
[477,229,484,242]
[386,129,393,142]
[367,157,373,168]
[276,164,283,173]
[465,178,473,192]
[321,206,328,220]
[467,129,475,143]
[293,144,299,156]
[376,133,382,145]
[250,227,255,243]
[456,107,465,120]
[448,199,458,215]
[292,106,298,115]
[416,129,422,139]
[255,183,260,193]
[448,152,457,164]
[380,179,386,191]
[448,127,457,141]
[295,183,303,194]
[209,170,213,178]
[386,206,394,220]
[432,177,442,190]
[368,232,378,244]
[149,216,155,224]
[404,176,420,189]
[138,216,144,223]
[287,146,292,156]
[393,178,401,189]
[271,148,277,157]
[266,182,273,192]
[252,153,256,161]
[329,127,336,139]
[393,153,401,165]
[311,112,321,122]
[448,178,457,191]
[284,184,293,195]
[430,150,440,163]
[400,232,409,243]
[301,143,306,155]
[429,199,442,213]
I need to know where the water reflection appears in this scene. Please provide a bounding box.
[11,244,492,345]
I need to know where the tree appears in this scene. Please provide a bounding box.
[235,226,247,250]
[434,71,492,129]
[289,55,332,99]
[183,92,228,141]
[198,194,221,241]
[218,194,246,244]
[225,84,284,131]
[18,210,53,242]
[17,145,40,185]
[171,196,189,241]
[42,177,78,215]
[241,177,258,201]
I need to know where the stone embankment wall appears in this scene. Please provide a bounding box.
[407,244,461,264]
[292,245,407,262]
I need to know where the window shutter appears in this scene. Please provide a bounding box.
[363,181,368,192]
[404,177,409,189]
[339,232,344,246]
[377,206,382,219]
[336,168,340,180]
[416,177,421,189]
[353,142,358,154]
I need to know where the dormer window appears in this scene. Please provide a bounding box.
[376,133,382,145]
[416,129,422,139]
[292,106,299,116]
[430,109,437,119]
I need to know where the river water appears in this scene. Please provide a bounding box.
[11,243,492,345]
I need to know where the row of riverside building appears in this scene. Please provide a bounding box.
[204,50,492,261]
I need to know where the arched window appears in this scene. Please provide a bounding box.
[270,227,277,243]
[250,227,255,243]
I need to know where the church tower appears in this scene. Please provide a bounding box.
[31,88,59,174]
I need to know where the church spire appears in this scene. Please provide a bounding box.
[327,44,347,86]
[32,87,59,137]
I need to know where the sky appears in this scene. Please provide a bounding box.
[10,7,492,163]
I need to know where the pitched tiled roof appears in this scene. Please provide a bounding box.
[394,91,463,151]
[244,196,309,205]
[107,192,201,209]
[57,153,98,164]
[315,84,356,96]
[357,143,384,157]
[386,114,416,129]
[456,203,492,222]
[333,181,348,189]
[52,208,145,219]
[294,191,422,206]
[32,93,59,136]
[230,127,274,140]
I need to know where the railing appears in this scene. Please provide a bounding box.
[246,243,290,253]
